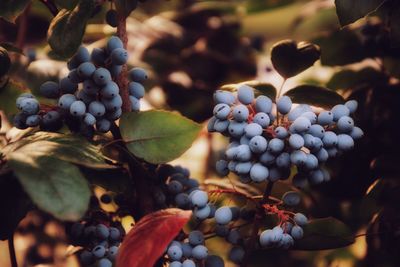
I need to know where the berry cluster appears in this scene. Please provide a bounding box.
[156,165,260,266]
[208,85,363,186]
[69,221,124,267]
[14,36,147,135]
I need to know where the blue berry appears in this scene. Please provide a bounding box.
[77,62,96,78]
[253,112,270,128]
[182,260,196,267]
[205,255,224,267]
[275,126,288,138]
[103,95,123,111]
[92,245,106,258]
[350,126,363,139]
[101,81,119,98]
[111,48,128,65]
[268,138,284,154]
[249,136,268,153]
[107,36,123,52]
[294,213,308,226]
[337,134,354,151]
[237,84,254,105]
[331,104,350,121]
[213,103,231,120]
[20,98,39,115]
[215,206,233,225]
[59,77,78,94]
[70,100,86,116]
[289,133,304,149]
[192,245,208,260]
[232,104,249,122]
[129,67,148,82]
[189,230,204,246]
[96,119,111,133]
[250,163,269,182]
[337,116,354,132]
[345,100,358,113]
[255,95,273,113]
[93,68,112,86]
[244,123,263,138]
[190,190,208,208]
[89,101,106,117]
[26,114,41,127]
[91,48,106,65]
[40,81,59,98]
[167,245,183,261]
[128,81,145,99]
[322,131,338,147]
[277,96,292,114]
[98,258,112,267]
[282,191,301,206]
[290,225,304,240]
[107,246,118,261]
[228,246,245,264]
[317,110,333,126]
[292,116,311,133]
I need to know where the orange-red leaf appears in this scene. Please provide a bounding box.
[116,208,192,267]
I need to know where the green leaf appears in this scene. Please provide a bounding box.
[292,217,355,250]
[8,154,90,221]
[284,85,344,108]
[220,81,277,99]
[327,67,388,91]
[115,0,138,18]
[3,132,112,169]
[334,0,386,26]
[47,0,95,58]
[0,79,27,117]
[313,29,366,66]
[0,0,31,23]
[120,110,202,164]
[271,40,320,78]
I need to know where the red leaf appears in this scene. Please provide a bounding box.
[116,208,192,267]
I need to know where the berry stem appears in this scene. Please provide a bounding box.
[8,235,18,267]
[242,181,274,266]
[116,14,131,112]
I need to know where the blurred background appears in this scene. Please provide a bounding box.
[0,0,400,266]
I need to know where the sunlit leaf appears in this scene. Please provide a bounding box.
[120,111,202,164]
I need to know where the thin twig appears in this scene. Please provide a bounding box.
[38,0,59,17]
[8,236,17,267]
[242,181,274,267]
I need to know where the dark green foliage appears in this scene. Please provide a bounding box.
[271,40,320,78]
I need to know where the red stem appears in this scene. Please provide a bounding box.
[116,15,131,112]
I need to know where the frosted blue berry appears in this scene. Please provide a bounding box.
[213,103,231,120]
[192,245,208,260]
[215,206,233,225]
[255,95,273,113]
[129,67,148,82]
[214,90,235,105]
[128,81,145,99]
[237,84,254,105]
[291,225,304,240]
[40,81,59,98]
[277,96,292,114]
[232,104,249,122]
[331,104,350,121]
[282,191,301,206]
[250,163,269,182]
[317,110,333,126]
[111,48,128,65]
[337,116,354,133]
[345,100,358,113]
[253,112,270,128]
[249,136,268,153]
